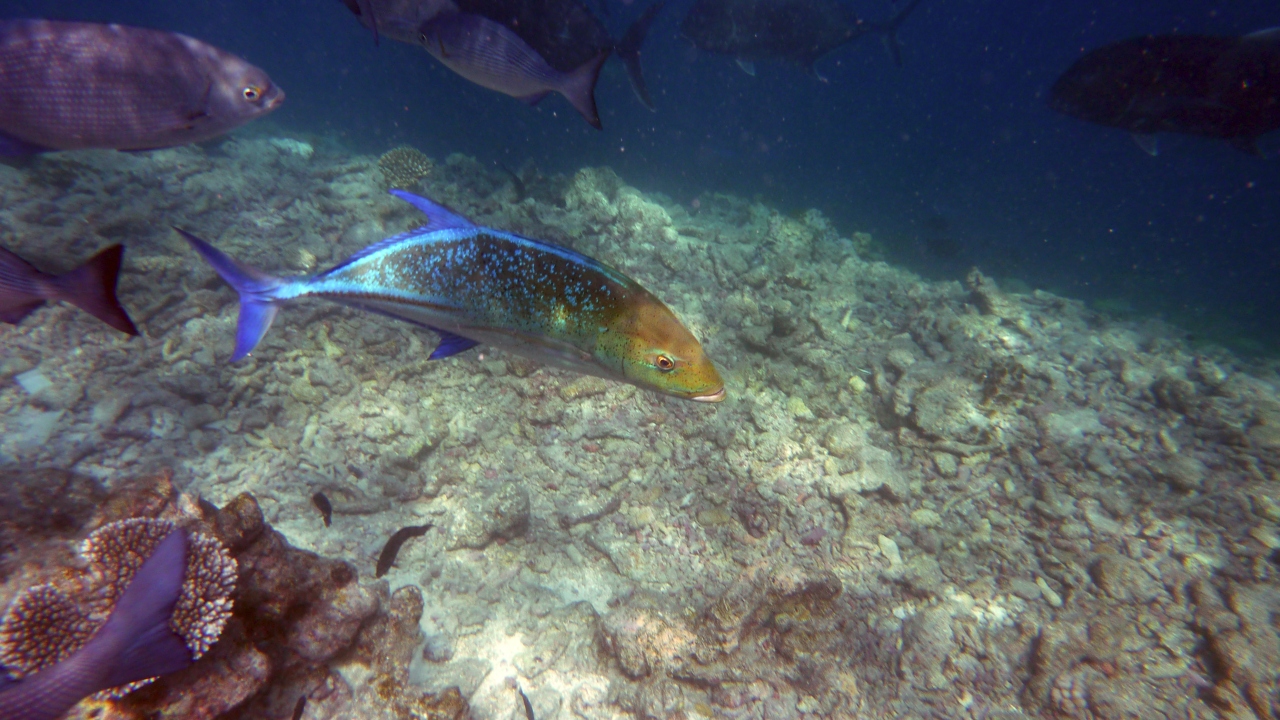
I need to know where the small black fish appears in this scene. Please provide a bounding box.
[0,20,283,155]
[291,696,307,720]
[1049,29,1280,155]
[311,492,333,527]
[375,524,432,578]
[0,244,138,335]
[498,162,527,201]
[0,530,193,720]
[681,0,924,75]
[518,685,536,720]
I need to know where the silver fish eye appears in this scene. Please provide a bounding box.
[242,86,261,101]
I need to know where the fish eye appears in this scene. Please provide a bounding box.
[419,33,427,43]
[655,354,676,372]
[242,86,261,102]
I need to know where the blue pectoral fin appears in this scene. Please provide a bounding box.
[174,227,284,362]
[233,299,281,362]
[428,329,480,359]
[103,623,193,689]
[389,190,476,232]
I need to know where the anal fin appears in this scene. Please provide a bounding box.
[428,329,480,360]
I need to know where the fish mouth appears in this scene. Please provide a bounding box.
[690,387,726,403]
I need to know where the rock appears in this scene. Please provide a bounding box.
[1090,554,1163,604]
[1151,454,1207,492]
[823,422,863,458]
[422,633,454,663]
[900,607,956,690]
[91,392,132,427]
[446,483,530,549]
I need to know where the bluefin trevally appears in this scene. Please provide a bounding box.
[1049,29,1280,156]
[0,20,283,155]
[178,190,726,402]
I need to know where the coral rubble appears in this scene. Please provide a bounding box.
[1,139,1279,719]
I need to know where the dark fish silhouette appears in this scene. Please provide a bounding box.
[311,492,333,527]
[339,0,666,120]
[0,244,139,335]
[0,20,283,155]
[420,13,609,128]
[681,0,924,76]
[0,530,193,720]
[1049,29,1280,156]
[375,524,432,577]
[518,685,536,719]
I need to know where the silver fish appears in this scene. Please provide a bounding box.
[0,20,283,154]
[419,12,607,129]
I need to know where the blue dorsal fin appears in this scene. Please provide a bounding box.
[389,190,475,232]
[320,228,430,276]
[321,192,477,277]
[427,328,479,359]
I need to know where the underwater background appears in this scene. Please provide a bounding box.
[10,0,1280,352]
[3,1,1280,720]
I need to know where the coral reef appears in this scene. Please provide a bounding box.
[0,515,234,696]
[2,140,1280,719]
[378,145,434,191]
[0,470,466,719]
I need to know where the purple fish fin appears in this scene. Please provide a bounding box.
[96,529,194,690]
[0,130,51,156]
[175,228,283,362]
[559,50,609,130]
[0,243,47,323]
[46,245,140,336]
[359,0,380,45]
[617,0,667,110]
[388,190,477,232]
[427,329,480,359]
[0,301,45,324]
[517,91,552,106]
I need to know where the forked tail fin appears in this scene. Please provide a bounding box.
[559,50,610,130]
[175,228,285,361]
[876,0,925,66]
[49,245,139,336]
[616,0,667,110]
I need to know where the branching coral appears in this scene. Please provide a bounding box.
[0,584,94,678]
[378,146,434,190]
[0,517,237,695]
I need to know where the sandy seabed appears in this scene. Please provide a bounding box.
[2,133,1280,720]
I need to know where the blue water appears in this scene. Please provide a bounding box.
[12,0,1280,351]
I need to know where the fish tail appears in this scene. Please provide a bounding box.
[876,0,925,66]
[46,244,139,336]
[560,50,610,130]
[0,531,192,720]
[96,529,194,688]
[0,245,47,325]
[616,1,667,110]
[175,228,284,361]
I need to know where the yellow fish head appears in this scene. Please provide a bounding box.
[606,294,725,402]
